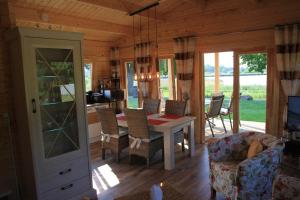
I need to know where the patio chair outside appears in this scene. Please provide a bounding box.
[220,95,241,131]
[124,109,163,167]
[95,108,129,162]
[205,94,226,137]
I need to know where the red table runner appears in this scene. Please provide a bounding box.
[160,114,182,119]
[148,119,168,125]
[117,115,126,121]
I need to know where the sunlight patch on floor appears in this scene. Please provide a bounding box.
[92,164,120,195]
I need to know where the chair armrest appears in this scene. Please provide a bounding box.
[236,145,284,199]
[272,174,300,200]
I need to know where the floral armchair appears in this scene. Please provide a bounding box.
[272,174,300,200]
[207,131,283,200]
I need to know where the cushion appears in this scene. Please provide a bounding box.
[220,108,229,115]
[206,137,220,145]
[247,139,263,159]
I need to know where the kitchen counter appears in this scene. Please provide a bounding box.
[86,102,109,113]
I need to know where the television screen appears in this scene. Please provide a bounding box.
[287,96,300,131]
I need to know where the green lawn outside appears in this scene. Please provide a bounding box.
[222,99,266,122]
[127,96,138,108]
[205,83,266,99]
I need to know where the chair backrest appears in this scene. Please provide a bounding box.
[227,93,241,113]
[227,96,234,113]
[165,100,186,116]
[143,98,160,114]
[124,109,150,139]
[207,95,224,118]
[95,108,119,135]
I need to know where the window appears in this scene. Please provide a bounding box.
[159,58,175,110]
[125,61,138,108]
[84,63,92,92]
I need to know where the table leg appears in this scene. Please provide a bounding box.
[164,129,175,170]
[188,120,195,157]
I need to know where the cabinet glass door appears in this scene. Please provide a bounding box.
[36,48,80,159]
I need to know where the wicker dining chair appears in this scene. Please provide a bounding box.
[165,100,187,152]
[124,108,164,167]
[95,108,129,162]
[143,98,161,114]
[205,95,226,137]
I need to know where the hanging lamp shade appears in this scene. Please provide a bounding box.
[131,2,159,82]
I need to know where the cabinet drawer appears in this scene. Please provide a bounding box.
[39,157,90,192]
[40,176,91,200]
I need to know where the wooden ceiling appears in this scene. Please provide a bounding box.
[12,0,297,42]
[11,0,184,41]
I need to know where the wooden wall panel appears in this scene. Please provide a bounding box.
[83,39,112,90]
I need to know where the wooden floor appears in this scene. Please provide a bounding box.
[89,119,265,200]
[91,143,226,200]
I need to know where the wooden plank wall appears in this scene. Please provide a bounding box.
[117,0,300,142]
[83,39,112,90]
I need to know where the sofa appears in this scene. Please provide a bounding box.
[207,131,283,200]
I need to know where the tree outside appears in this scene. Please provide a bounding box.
[240,53,267,74]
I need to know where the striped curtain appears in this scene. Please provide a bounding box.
[174,36,196,114]
[110,47,120,78]
[135,42,151,97]
[275,24,300,134]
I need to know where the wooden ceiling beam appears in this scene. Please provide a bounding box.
[13,5,132,35]
[78,0,165,21]
[15,19,123,42]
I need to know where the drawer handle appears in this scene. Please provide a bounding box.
[59,168,72,175]
[32,99,37,113]
[61,184,73,191]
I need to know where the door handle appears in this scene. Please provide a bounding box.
[32,99,37,113]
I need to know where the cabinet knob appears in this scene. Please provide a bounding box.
[59,168,72,175]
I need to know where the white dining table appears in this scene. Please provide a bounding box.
[116,113,196,170]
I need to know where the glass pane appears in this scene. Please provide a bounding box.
[239,53,267,132]
[126,62,138,108]
[159,59,172,111]
[159,59,170,100]
[204,53,215,98]
[84,63,92,92]
[36,48,79,159]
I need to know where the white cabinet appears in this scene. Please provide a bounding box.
[8,27,96,200]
